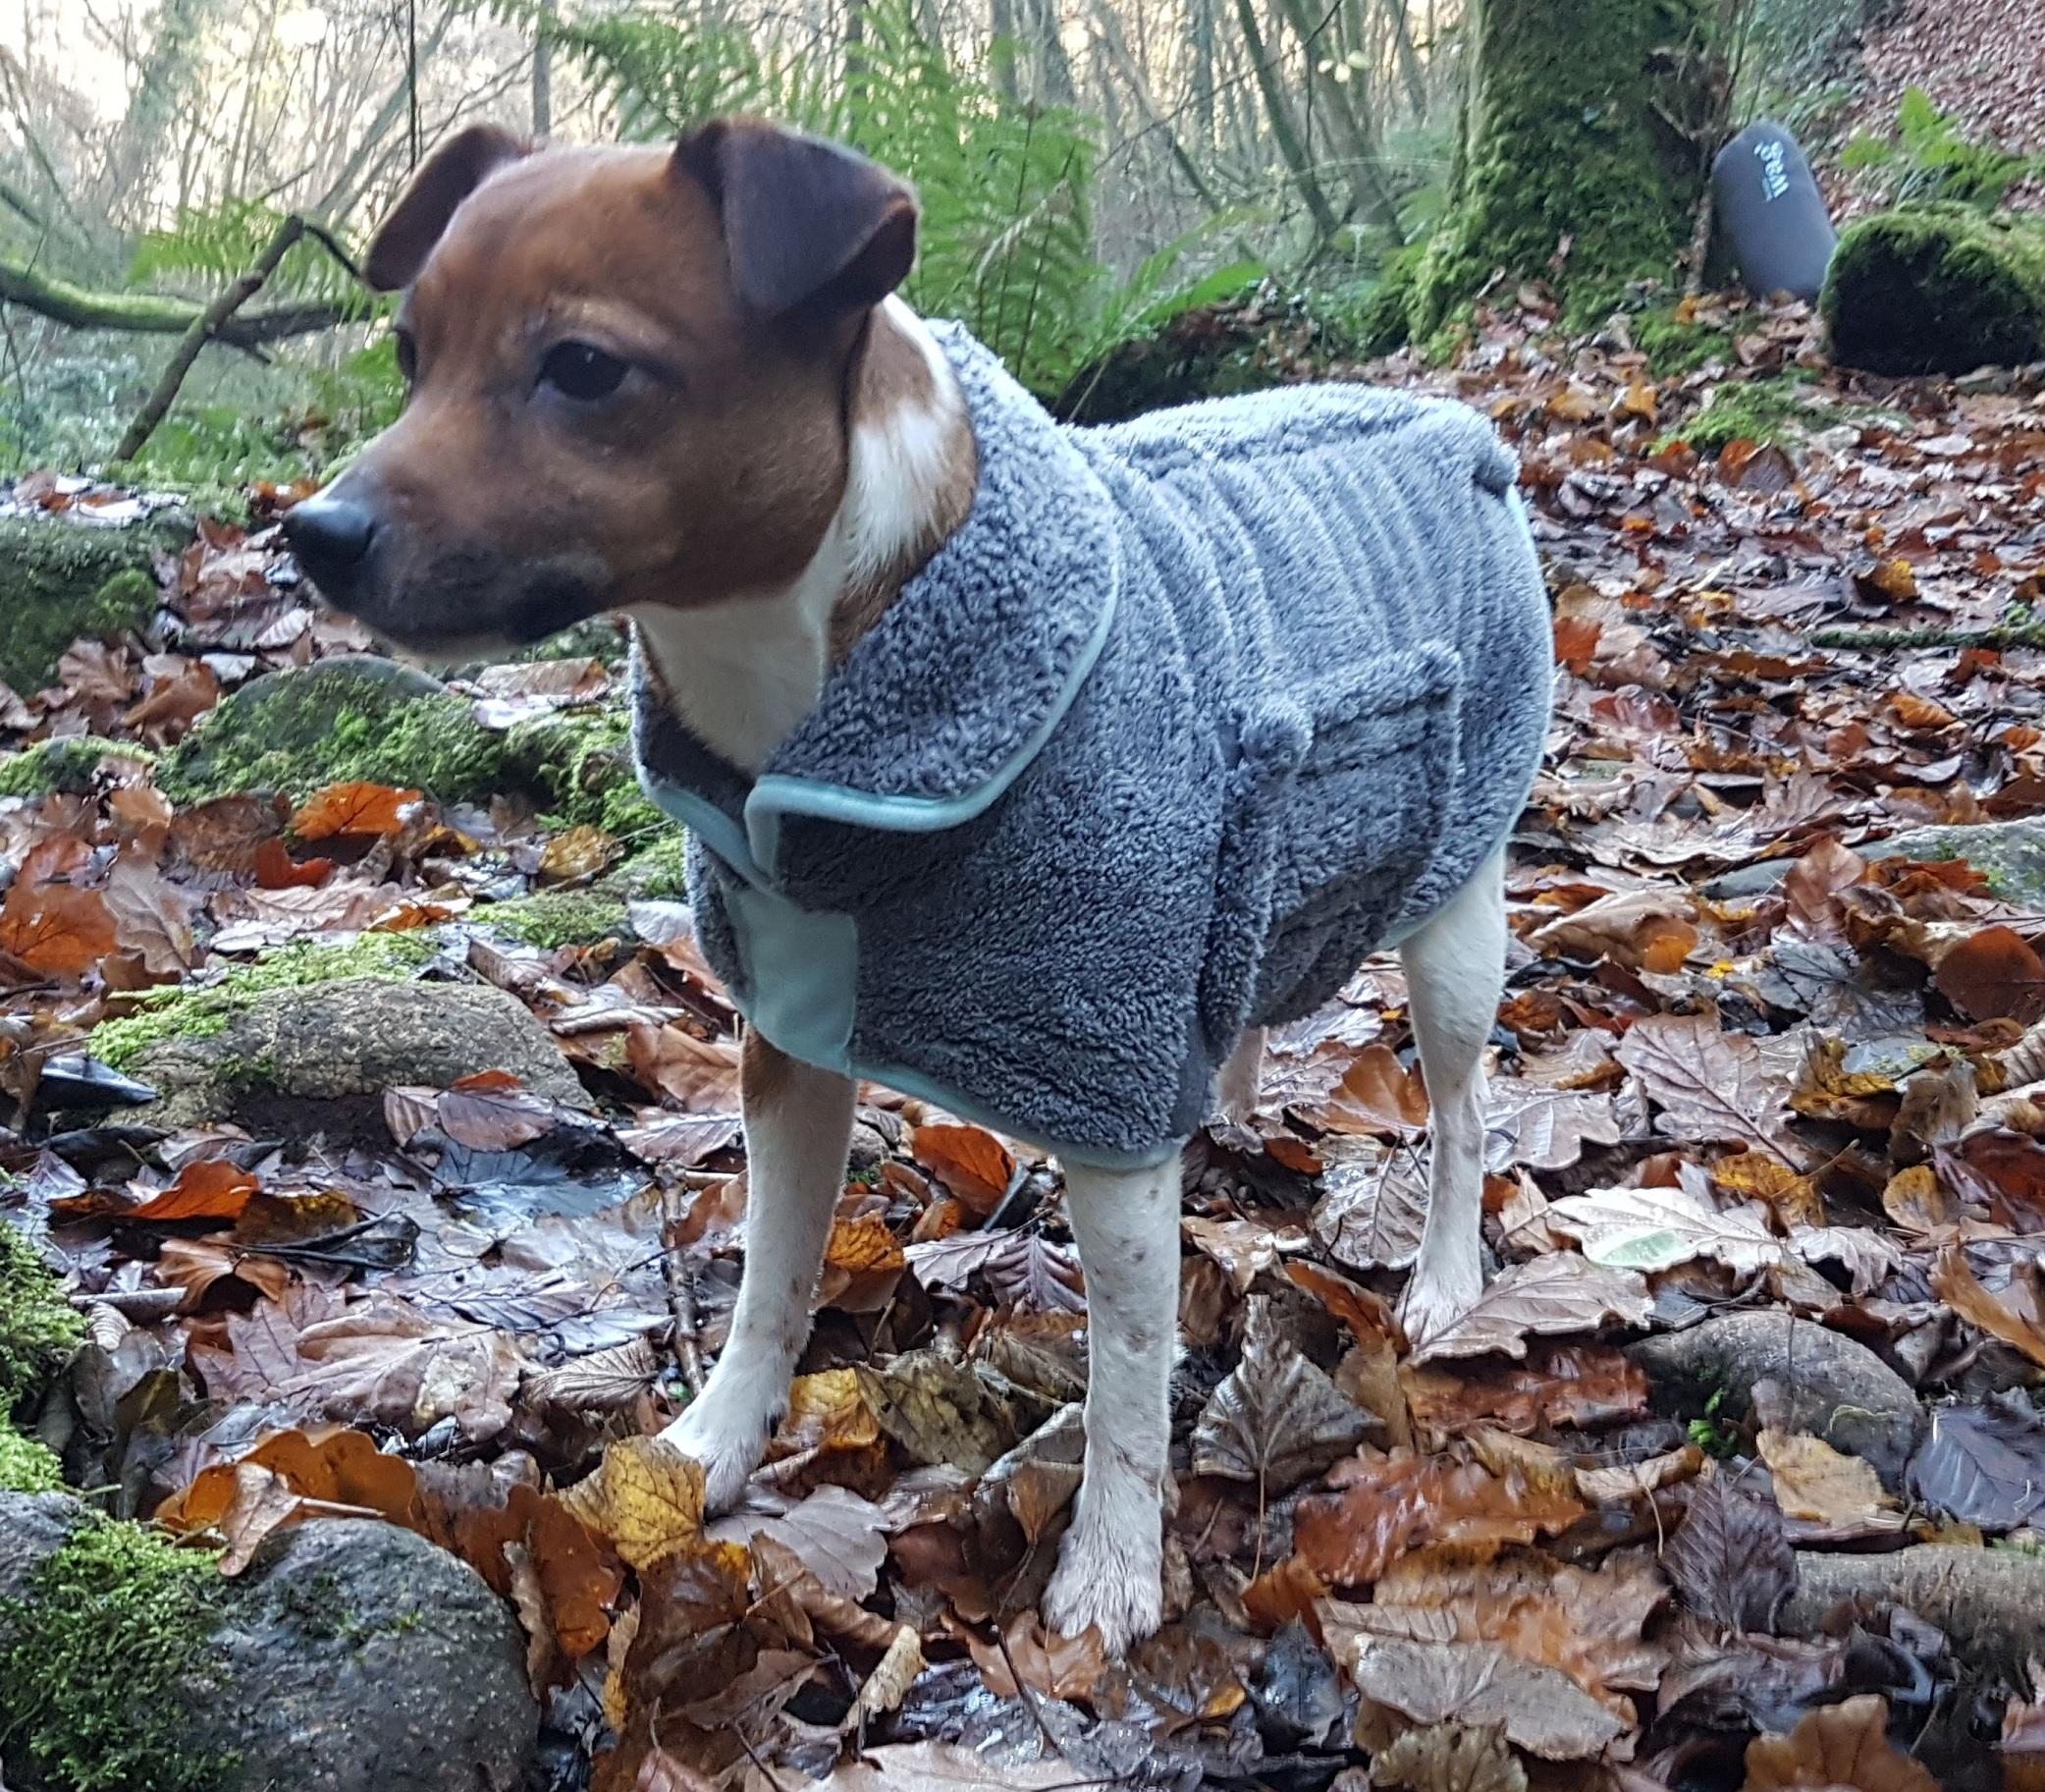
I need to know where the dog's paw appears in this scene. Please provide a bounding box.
[1396,1255,1484,1350]
[659,1402,770,1514]
[1044,1515,1163,1655]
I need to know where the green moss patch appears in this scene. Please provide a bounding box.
[0,1225,83,1418]
[0,1430,64,1494]
[0,1515,230,1792]
[1664,372,1825,452]
[0,735,158,798]
[481,890,631,950]
[88,933,438,1068]
[1823,202,2045,375]
[1632,302,1737,376]
[605,831,689,901]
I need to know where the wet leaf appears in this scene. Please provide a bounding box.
[129,1158,259,1223]
[1314,1152,1426,1273]
[1937,925,2045,1025]
[559,1436,707,1570]
[1757,1430,1899,1531]
[1547,1178,1781,1274]
[1372,1723,1527,1792]
[1409,1254,1652,1366]
[0,880,117,976]
[1618,1011,1797,1156]
[1907,1392,2045,1530]
[290,780,422,841]
[1294,1445,1587,1588]
[1334,1635,1625,1761]
[1663,1470,1795,1631]
[1931,1248,2045,1368]
[909,1122,1014,1214]
[1742,1694,1940,1791]
[1192,1296,1373,1489]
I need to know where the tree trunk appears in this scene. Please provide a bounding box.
[1411,0,1716,332]
[532,0,556,136]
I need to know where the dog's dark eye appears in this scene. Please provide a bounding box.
[541,341,629,402]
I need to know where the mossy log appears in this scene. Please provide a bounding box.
[1411,0,1717,333]
[0,253,345,348]
[1822,203,2045,375]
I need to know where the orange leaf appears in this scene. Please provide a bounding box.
[290,781,422,841]
[1936,925,2045,1025]
[910,1122,1015,1215]
[254,836,334,889]
[0,882,117,976]
[131,1158,258,1223]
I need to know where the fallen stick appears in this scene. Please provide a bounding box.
[1812,623,2045,650]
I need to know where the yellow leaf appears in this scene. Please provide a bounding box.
[855,1625,926,1717]
[1757,1430,1898,1529]
[559,1437,706,1569]
[774,1368,882,1457]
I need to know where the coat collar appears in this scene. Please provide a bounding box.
[634,323,1119,881]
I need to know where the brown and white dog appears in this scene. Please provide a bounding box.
[289,119,1508,1650]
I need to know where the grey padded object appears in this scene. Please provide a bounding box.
[1712,120,1837,303]
[636,323,1551,1164]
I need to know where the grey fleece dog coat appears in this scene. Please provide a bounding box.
[636,323,1551,1167]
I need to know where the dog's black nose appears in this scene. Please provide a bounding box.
[284,496,378,597]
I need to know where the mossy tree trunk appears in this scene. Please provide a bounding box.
[1822,203,2045,375]
[1412,0,1718,333]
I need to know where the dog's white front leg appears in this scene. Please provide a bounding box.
[1396,846,1507,1345]
[660,1032,854,1510]
[1044,1153,1180,1652]
[1213,1026,1266,1122]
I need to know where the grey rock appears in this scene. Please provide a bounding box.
[202,1519,537,1792]
[1701,859,1793,900]
[0,1490,86,1599]
[131,977,586,1131]
[1862,816,2045,907]
[1627,1311,1921,1490]
[1784,1544,2045,1675]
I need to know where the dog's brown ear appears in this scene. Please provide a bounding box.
[676,118,917,320]
[362,125,532,292]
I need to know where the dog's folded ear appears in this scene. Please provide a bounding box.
[676,118,918,322]
[362,125,533,293]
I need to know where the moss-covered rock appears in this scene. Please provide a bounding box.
[157,655,659,837]
[0,735,158,798]
[0,1506,229,1792]
[1863,816,2045,906]
[88,933,439,1069]
[1412,0,1714,333]
[0,515,188,692]
[1631,301,1737,375]
[0,1500,537,1792]
[0,1226,82,1420]
[1823,203,2045,375]
[119,975,587,1133]
[1354,248,1423,356]
[605,830,690,901]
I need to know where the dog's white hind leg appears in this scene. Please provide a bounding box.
[1044,1153,1180,1652]
[1213,1026,1266,1122]
[1395,845,1507,1347]
[660,1032,854,1509]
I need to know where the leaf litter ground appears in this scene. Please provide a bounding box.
[3,292,2045,1791]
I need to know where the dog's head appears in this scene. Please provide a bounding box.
[285,120,918,657]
